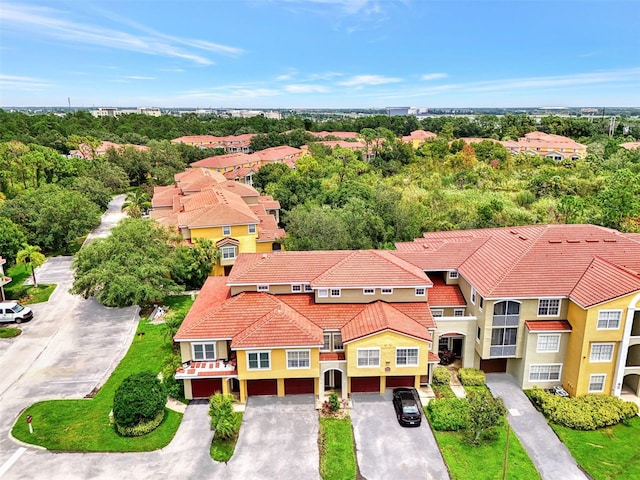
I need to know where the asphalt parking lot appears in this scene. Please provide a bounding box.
[351,392,450,480]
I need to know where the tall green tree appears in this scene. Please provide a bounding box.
[0,217,27,265]
[466,391,507,445]
[16,243,45,288]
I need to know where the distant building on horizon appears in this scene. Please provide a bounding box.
[386,107,410,117]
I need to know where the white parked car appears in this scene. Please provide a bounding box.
[0,301,34,324]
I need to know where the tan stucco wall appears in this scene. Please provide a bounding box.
[434,317,477,369]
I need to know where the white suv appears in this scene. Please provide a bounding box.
[0,301,34,324]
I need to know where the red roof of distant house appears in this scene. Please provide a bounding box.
[308,131,358,139]
[525,320,572,332]
[191,153,254,169]
[620,142,640,150]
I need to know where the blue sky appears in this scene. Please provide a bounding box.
[1,0,639,108]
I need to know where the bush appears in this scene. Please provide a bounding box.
[115,409,165,437]
[209,393,241,440]
[113,371,167,435]
[427,398,470,431]
[458,368,486,386]
[527,387,638,430]
[432,367,451,386]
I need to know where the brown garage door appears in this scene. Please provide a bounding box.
[480,358,507,373]
[247,379,278,396]
[191,378,222,398]
[386,376,415,388]
[351,376,380,393]
[284,378,314,395]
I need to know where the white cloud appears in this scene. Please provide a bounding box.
[284,84,329,93]
[0,3,243,65]
[421,73,448,81]
[280,0,378,15]
[338,74,402,87]
[123,75,156,80]
[0,74,53,91]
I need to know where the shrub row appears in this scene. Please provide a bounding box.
[427,398,470,431]
[115,409,165,437]
[432,367,451,386]
[457,368,485,386]
[528,387,638,430]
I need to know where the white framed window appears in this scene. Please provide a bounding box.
[330,288,341,297]
[222,225,231,236]
[248,224,257,234]
[304,284,313,292]
[536,334,560,353]
[431,309,444,317]
[454,309,464,317]
[448,271,459,280]
[529,364,562,382]
[318,289,328,298]
[322,331,343,352]
[221,246,237,260]
[291,284,302,293]
[396,347,419,366]
[287,350,310,369]
[590,343,614,362]
[476,326,481,342]
[538,298,561,317]
[363,288,375,295]
[193,343,216,361]
[479,296,484,310]
[381,288,393,295]
[247,351,270,370]
[415,287,426,296]
[357,348,380,367]
[588,374,606,392]
[257,284,269,292]
[597,310,621,330]
[471,287,476,304]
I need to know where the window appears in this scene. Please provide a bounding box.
[476,326,481,342]
[415,287,426,296]
[330,288,341,297]
[454,309,464,317]
[396,347,419,366]
[590,343,614,362]
[588,374,606,392]
[247,351,270,370]
[357,348,380,367]
[322,331,343,351]
[597,311,621,329]
[221,246,237,260]
[318,289,328,298]
[363,288,375,295]
[248,224,256,234]
[222,225,231,236]
[536,334,560,353]
[448,271,458,280]
[291,284,302,293]
[491,327,518,357]
[529,364,562,382]
[431,309,444,317]
[479,296,484,310]
[538,298,561,317]
[471,287,476,304]
[287,350,310,369]
[381,288,393,295]
[193,343,216,360]
[304,284,313,292]
[493,300,520,326]
[257,284,269,292]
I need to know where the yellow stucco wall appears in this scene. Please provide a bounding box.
[235,348,320,380]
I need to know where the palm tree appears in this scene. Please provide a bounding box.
[16,243,45,288]
[123,190,151,218]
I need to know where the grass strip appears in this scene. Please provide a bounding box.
[210,412,244,462]
[319,416,357,480]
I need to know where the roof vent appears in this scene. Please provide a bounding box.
[510,230,518,235]
[566,240,580,244]
[518,235,528,241]
[548,240,562,244]
[585,239,599,243]
[603,239,617,243]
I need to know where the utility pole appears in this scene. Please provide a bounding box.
[68,97,71,112]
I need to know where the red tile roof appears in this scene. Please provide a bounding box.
[428,276,466,307]
[308,131,358,139]
[191,153,254,169]
[525,320,572,332]
[320,352,346,361]
[428,352,440,363]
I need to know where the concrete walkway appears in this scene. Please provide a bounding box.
[449,370,467,398]
[485,374,587,480]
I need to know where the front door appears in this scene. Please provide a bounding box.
[452,338,463,357]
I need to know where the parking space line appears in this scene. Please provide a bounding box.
[0,448,26,478]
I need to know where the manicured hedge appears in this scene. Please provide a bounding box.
[113,371,167,436]
[457,368,486,386]
[527,387,638,430]
[432,367,451,386]
[427,398,470,431]
[115,409,165,437]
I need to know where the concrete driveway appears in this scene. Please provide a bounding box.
[351,392,449,480]
[214,395,320,480]
[486,374,587,480]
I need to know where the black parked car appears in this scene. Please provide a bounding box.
[392,387,422,427]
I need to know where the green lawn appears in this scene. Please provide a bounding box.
[319,417,357,480]
[551,416,640,480]
[3,263,55,304]
[432,383,457,399]
[12,315,185,451]
[210,412,244,462]
[0,327,21,338]
[431,422,541,480]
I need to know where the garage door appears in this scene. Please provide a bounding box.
[386,376,415,388]
[480,358,507,373]
[191,378,222,398]
[284,378,314,395]
[351,376,380,393]
[247,379,278,396]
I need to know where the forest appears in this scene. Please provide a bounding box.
[0,109,639,267]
